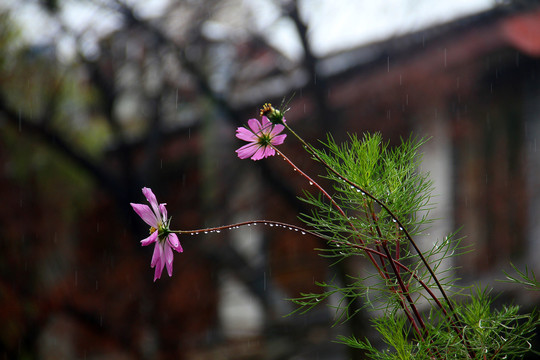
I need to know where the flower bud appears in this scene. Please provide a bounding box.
[260,103,284,125]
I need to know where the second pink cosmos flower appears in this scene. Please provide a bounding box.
[131,187,183,281]
[235,116,287,161]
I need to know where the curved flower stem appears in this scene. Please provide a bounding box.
[173,220,317,237]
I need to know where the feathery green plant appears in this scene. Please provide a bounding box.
[276,112,539,359]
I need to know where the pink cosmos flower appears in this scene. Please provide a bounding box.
[235,116,287,161]
[131,187,183,281]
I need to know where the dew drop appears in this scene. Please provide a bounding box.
[301,231,306,235]
[309,181,313,185]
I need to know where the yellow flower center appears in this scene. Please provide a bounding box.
[259,103,274,117]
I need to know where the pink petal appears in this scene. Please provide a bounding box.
[262,146,276,158]
[247,118,263,133]
[142,187,160,218]
[252,146,270,160]
[165,245,174,277]
[269,124,285,137]
[140,230,158,246]
[261,116,272,128]
[271,134,287,146]
[159,203,168,222]
[236,126,257,142]
[151,242,162,267]
[153,244,165,281]
[236,142,259,159]
[131,203,159,228]
[154,258,164,281]
[167,233,183,252]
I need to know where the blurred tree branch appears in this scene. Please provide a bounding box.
[285,0,332,130]
[0,94,127,204]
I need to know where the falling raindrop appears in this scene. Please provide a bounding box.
[444,48,447,68]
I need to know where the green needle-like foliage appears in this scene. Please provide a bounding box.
[338,287,539,360]
[289,132,539,359]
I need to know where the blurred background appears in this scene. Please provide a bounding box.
[1,0,540,359]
